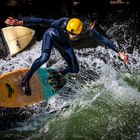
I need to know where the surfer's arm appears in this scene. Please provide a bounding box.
[21,17,55,26]
[91,28,120,53]
[5,17,55,26]
[90,29,128,64]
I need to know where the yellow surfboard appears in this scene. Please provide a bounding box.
[0,68,67,108]
[1,26,36,56]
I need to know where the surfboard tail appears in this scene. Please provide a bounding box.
[0,26,36,57]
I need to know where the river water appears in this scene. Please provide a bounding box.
[0,13,140,140]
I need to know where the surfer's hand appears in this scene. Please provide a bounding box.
[5,17,23,26]
[118,52,128,64]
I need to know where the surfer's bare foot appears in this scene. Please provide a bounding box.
[21,80,31,96]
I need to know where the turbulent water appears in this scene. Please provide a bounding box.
[0,13,140,140]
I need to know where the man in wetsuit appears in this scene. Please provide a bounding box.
[5,17,128,96]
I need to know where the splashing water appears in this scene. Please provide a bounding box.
[0,14,140,140]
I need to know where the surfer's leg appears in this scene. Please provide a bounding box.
[22,33,53,96]
[58,46,79,75]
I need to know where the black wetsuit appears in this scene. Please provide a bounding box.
[21,17,120,95]
[22,17,79,82]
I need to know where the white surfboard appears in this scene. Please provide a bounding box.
[1,26,35,56]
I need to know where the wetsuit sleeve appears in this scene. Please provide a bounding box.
[90,29,120,53]
[19,17,55,26]
[50,17,69,28]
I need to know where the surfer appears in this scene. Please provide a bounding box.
[5,17,128,96]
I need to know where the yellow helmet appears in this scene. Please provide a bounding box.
[66,18,83,35]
